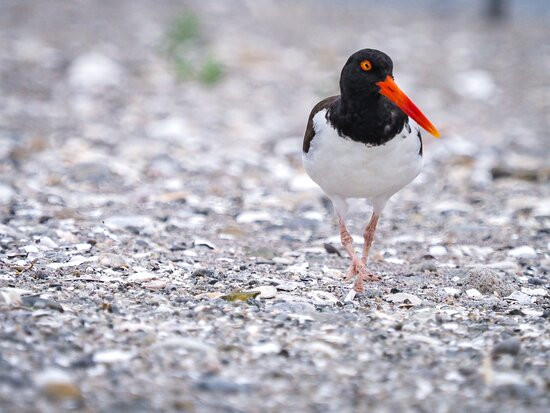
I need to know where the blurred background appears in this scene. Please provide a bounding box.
[0,0,548,212]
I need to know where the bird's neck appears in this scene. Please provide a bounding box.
[329,94,408,146]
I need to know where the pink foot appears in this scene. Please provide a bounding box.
[344,258,381,292]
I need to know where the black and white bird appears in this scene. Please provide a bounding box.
[302,49,440,293]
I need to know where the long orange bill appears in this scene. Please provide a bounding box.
[376,75,440,138]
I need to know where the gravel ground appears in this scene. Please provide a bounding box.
[0,1,549,412]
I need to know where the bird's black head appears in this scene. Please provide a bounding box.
[340,49,394,100]
[336,48,440,138]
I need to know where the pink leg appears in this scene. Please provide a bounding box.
[338,217,377,292]
[362,212,379,265]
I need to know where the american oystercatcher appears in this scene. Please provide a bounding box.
[302,49,440,292]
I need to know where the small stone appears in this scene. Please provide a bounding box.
[236,211,272,224]
[283,262,309,275]
[492,338,521,357]
[127,271,157,282]
[486,261,520,272]
[344,289,356,302]
[461,267,512,296]
[68,52,123,90]
[275,281,302,291]
[251,342,281,355]
[505,291,532,305]
[520,287,547,297]
[93,350,134,364]
[249,286,277,299]
[104,215,153,231]
[307,290,338,305]
[40,236,59,249]
[0,183,15,203]
[323,243,341,256]
[192,268,218,278]
[452,69,495,100]
[466,289,483,299]
[386,293,422,306]
[419,262,438,273]
[147,117,191,141]
[221,291,260,302]
[193,239,216,249]
[23,245,39,253]
[0,288,24,306]
[47,255,97,269]
[443,287,461,296]
[429,245,447,256]
[75,243,92,251]
[36,369,81,401]
[508,246,536,259]
[527,277,545,286]
[21,296,64,312]
[196,377,250,393]
[143,280,167,290]
[98,253,128,268]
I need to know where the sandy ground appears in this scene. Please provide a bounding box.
[0,1,549,412]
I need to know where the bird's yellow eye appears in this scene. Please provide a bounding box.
[360,60,372,71]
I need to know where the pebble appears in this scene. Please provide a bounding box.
[307,290,338,305]
[0,288,23,306]
[194,238,216,249]
[21,296,64,312]
[429,245,447,256]
[147,117,191,141]
[47,255,98,269]
[68,52,123,90]
[443,287,461,296]
[196,377,250,394]
[249,286,278,299]
[127,271,157,282]
[23,245,39,253]
[251,342,281,355]
[344,289,356,302]
[35,369,81,401]
[520,287,547,297]
[271,299,316,314]
[461,267,511,296]
[419,262,438,273]
[104,215,154,231]
[386,293,422,306]
[508,246,537,259]
[0,183,15,203]
[492,338,521,357]
[143,280,167,290]
[40,236,59,249]
[93,350,134,364]
[505,291,532,305]
[452,70,495,100]
[98,253,128,268]
[236,211,272,224]
[486,261,520,272]
[283,262,309,275]
[466,289,483,299]
[275,280,302,291]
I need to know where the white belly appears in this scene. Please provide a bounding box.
[302,109,423,200]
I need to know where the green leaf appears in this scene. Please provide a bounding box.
[221,291,260,302]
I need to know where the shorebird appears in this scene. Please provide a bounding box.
[302,49,440,292]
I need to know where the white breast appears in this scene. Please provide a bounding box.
[302,109,423,201]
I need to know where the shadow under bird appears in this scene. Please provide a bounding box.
[302,48,440,292]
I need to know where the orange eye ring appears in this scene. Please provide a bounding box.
[360,60,372,71]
